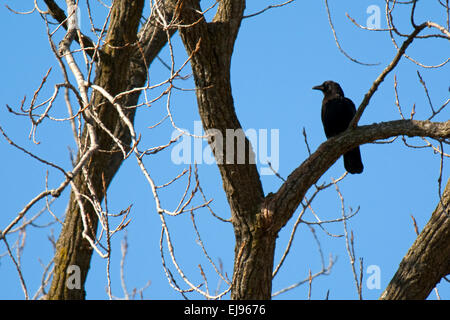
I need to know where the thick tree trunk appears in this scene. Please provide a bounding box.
[231,220,277,299]
[380,178,450,300]
[46,0,175,299]
[175,0,278,299]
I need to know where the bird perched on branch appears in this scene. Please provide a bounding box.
[313,80,364,174]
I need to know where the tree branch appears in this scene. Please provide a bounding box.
[268,120,450,233]
[350,21,450,128]
[43,0,99,59]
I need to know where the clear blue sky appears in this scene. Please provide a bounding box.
[1,0,449,300]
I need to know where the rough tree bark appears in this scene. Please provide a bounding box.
[46,0,175,299]
[381,178,450,299]
[174,0,275,299]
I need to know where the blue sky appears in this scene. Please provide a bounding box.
[0,0,449,300]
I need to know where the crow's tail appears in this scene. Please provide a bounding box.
[344,147,363,174]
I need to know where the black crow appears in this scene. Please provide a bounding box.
[313,80,363,174]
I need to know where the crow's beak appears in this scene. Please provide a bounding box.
[312,85,324,91]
